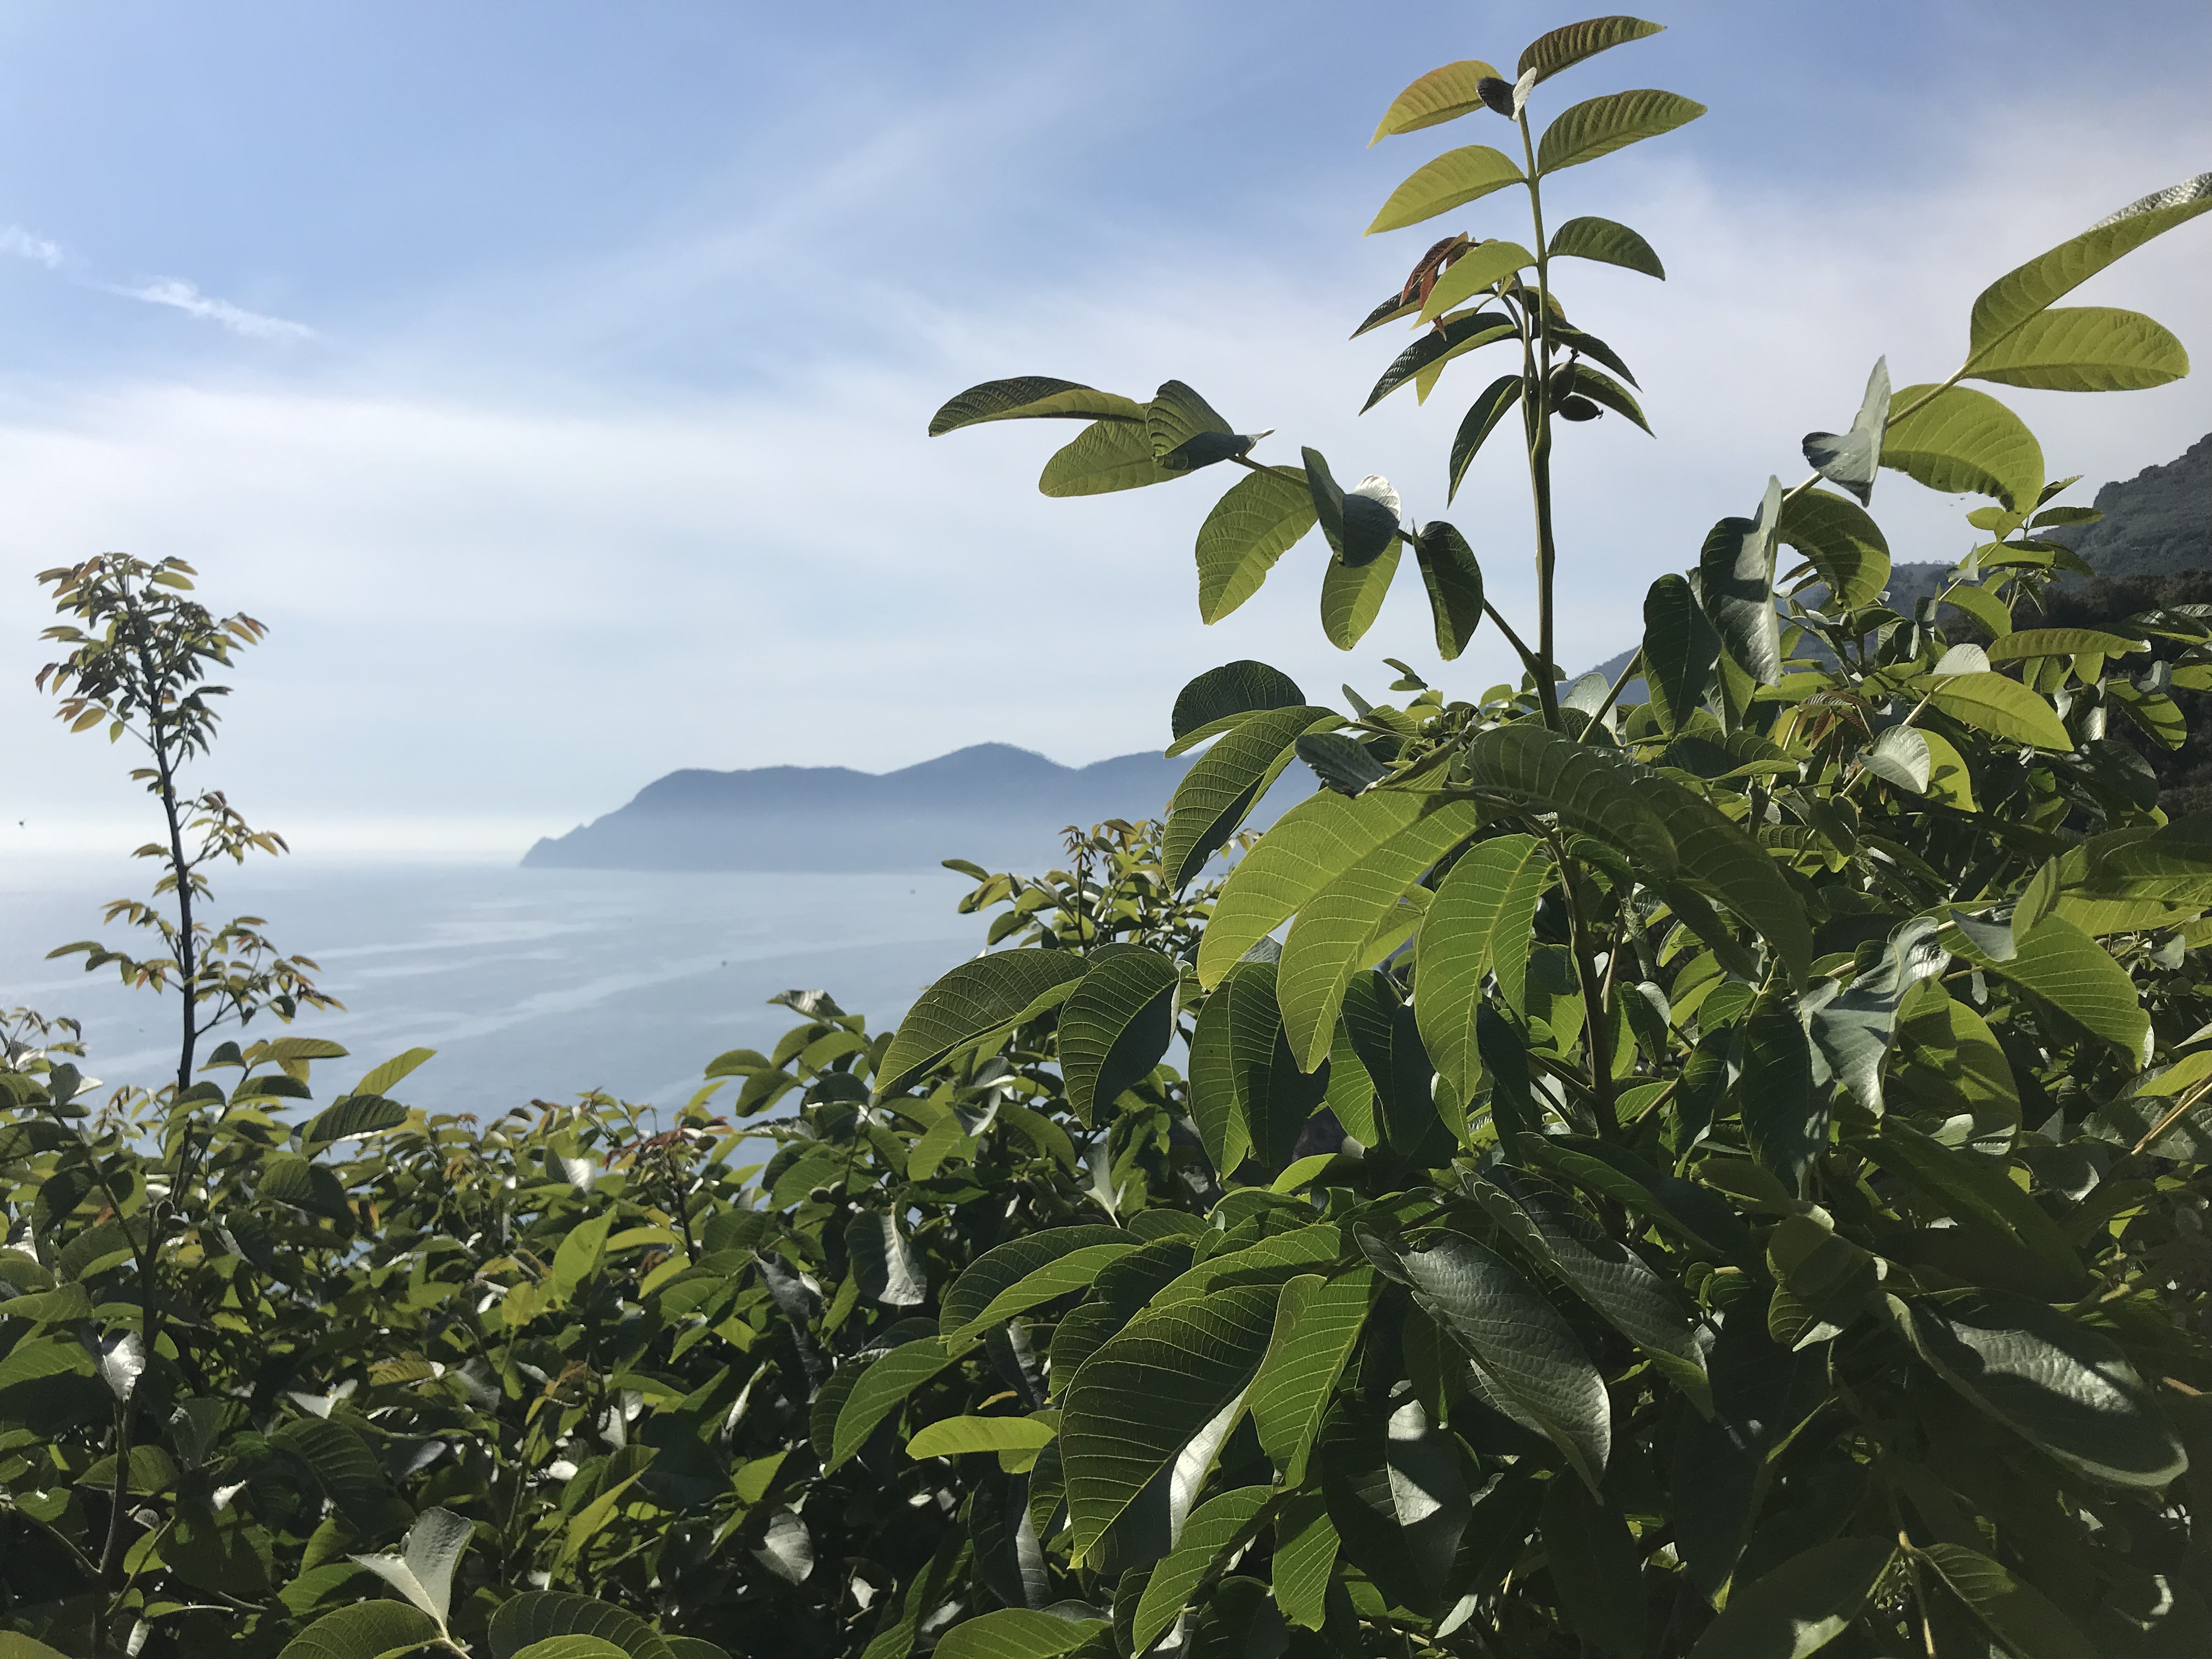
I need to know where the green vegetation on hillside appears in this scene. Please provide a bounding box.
[11,15,2212,1659]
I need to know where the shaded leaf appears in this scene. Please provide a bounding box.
[1392,1226,1610,1487]
[1908,1289,2186,1488]
[1643,572,1721,731]
[1537,88,1705,174]
[1519,16,1666,83]
[1699,476,1785,685]
[1447,375,1525,502]
[1686,1538,1894,1659]
[930,378,1144,437]
[1548,214,1664,277]
[1060,948,1179,1123]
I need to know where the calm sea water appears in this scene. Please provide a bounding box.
[0,854,989,1115]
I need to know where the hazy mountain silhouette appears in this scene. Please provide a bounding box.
[523,743,1211,872]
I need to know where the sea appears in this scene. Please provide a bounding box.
[0,852,991,1120]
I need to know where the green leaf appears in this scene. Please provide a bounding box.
[1410,521,1486,659]
[1966,306,2188,392]
[1908,1289,2186,1488]
[1778,488,1891,611]
[1642,572,1721,731]
[933,1610,1105,1659]
[1882,384,2044,510]
[1161,704,1339,888]
[1131,1485,1274,1652]
[1270,1493,1339,1629]
[488,1594,678,1659]
[1447,374,1525,502]
[1059,947,1178,1122]
[1366,146,1526,235]
[1278,801,1481,1070]
[551,1209,617,1304]
[1518,17,1666,83]
[1321,537,1400,649]
[1392,1226,1610,1487]
[1465,721,1673,870]
[347,1506,471,1627]
[301,1093,407,1151]
[1968,173,2212,352]
[907,1415,1058,1459]
[270,1415,392,1517]
[1686,1538,1895,1659]
[1194,467,1318,624]
[1059,1282,1281,1558]
[276,1602,443,1659]
[847,1210,928,1307]
[1562,363,1649,432]
[1222,960,1334,1171]
[1983,627,2147,662]
[1979,913,2152,1065]
[1369,59,1506,142]
[1547,215,1664,277]
[946,1242,1138,1342]
[511,1641,631,1659]
[831,1337,971,1470]
[1920,1542,2101,1659]
[1915,670,2072,751]
[929,377,1144,436]
[876,951,1090,1096]
[1540,1475,1645,1658]
[1799,357,1891,507]
[1200,788,1464,985]
[1699,476,1784,684]
[1536,89,1705,174]
[1417,241,1535,325]
[1189,964,1256,1175]
[1038,417,1175,498]
[1248,1268,1373,1483]
[1414,833,1554,1100]
[1740,990,1823,1193]
[351,1046,435,1098]
[1362,313,1517,413]
[943,1228,1133,1334]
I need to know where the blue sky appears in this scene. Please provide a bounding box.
[5,2,2212,852]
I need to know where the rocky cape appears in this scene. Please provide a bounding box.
[522,743,1200,873]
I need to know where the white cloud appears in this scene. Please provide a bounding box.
[3,96,2210,859]
[115,278,317,342]
[1,225,63,268]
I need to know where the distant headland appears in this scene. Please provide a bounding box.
[521,743,1196,873]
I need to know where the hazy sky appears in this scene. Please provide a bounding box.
[5,1,2212,854]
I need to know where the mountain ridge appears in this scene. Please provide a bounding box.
[522,742,1201,873]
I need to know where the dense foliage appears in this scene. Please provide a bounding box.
[11,13,2212,1659]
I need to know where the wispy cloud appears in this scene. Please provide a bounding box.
[1,225,64,268]
[117,279,317,342]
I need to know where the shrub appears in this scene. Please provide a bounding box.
[10,13,2212,1658]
